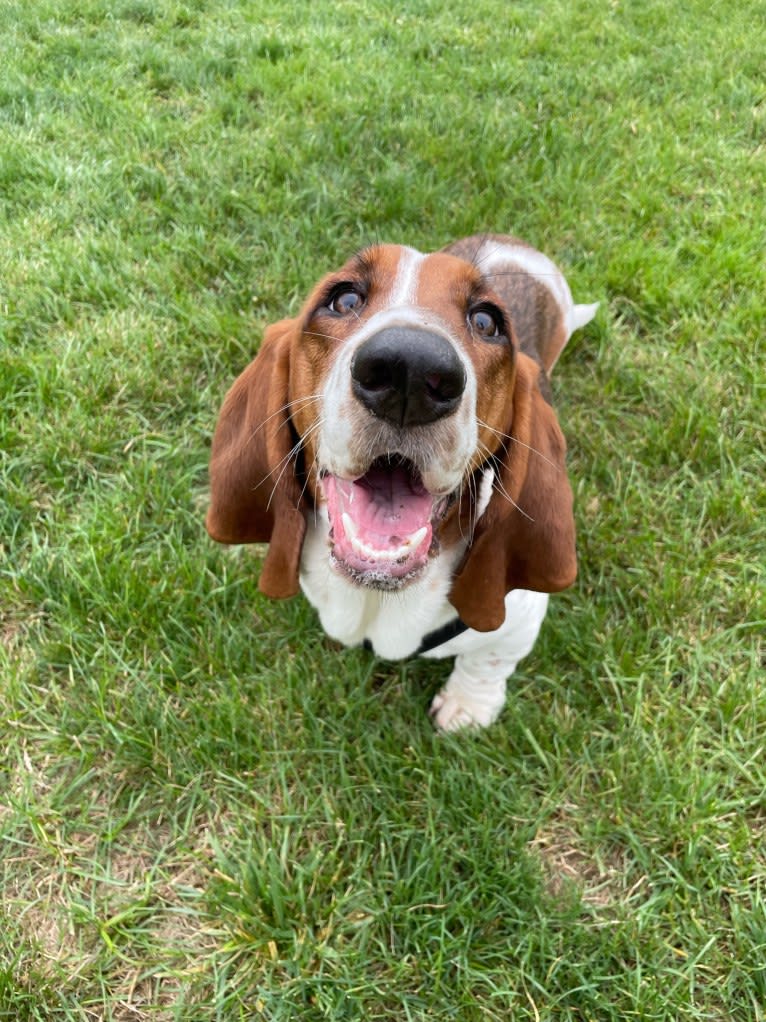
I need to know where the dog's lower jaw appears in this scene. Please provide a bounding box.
[328,552,429,591]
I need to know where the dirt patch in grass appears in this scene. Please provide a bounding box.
[531,808,646,915]
[9,889,75,969]
[0,610,40,676]
[5,803,228,1017]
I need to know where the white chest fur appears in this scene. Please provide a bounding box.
[299,505,550,731]
[299,509,466,660]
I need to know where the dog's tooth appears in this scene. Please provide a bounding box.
[340,515,429,566]
[407,525,428,550]
[341,512,358,542]
[343,517,378,561]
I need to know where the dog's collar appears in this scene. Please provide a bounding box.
[414,616,469,654]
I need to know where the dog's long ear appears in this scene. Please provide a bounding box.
[206,318,306,599]
[449,353,577,632]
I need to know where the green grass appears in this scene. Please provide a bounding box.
[1,0,764,1018]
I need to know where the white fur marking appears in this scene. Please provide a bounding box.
[475,466,495,522]
[478,240,572,314]
[389,246,426,307]
[568,301,600,335]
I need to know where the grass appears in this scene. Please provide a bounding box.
[1,0,764,1018]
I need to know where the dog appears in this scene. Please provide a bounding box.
[206,235,598,731]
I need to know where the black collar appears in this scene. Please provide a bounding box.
[414,616,469,654]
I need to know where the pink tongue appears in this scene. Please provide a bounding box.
[322,464,435,577]
[339,463,432,542]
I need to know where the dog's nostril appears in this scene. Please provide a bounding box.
[357,356,402,392]
[424,370,465,402]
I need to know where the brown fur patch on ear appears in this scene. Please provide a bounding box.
[206,318,306,599]
[449,353,577,632]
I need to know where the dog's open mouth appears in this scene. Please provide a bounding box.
[321,457,449,588]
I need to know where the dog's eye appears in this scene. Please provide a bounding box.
[469,304,505,340]
[328,286,365,316]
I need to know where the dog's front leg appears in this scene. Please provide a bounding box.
[429,652,511,732]
[428,590,548,732]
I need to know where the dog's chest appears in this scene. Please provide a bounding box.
[299,513,466,660]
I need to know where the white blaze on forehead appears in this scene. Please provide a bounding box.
[388,246,426,307]
[476,239,573,312]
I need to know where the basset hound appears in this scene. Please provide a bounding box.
[206,235,598,731]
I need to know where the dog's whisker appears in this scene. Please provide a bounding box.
[307,328,354,343]
[296,443,324,512]
[258,419,324,511]
[468,471,483,540]
[458,474,475,544]
[472,439,534,522]
[454,480,467,543]
[477,417,559,472]
[246,393,323,444]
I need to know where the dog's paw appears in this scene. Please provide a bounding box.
[429,685,503,733]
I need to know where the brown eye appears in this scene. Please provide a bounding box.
[469,304,504,339]
[329,286,365,316]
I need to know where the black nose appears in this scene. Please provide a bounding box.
[350,327,466,427]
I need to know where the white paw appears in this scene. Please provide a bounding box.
[429,686,503,733]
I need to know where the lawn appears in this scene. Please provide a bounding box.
[1,0,764,1018]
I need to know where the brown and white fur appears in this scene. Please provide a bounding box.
[206,235,598,731]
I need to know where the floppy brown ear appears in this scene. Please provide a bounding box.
[205,318,306,599]
[449,353,577,632]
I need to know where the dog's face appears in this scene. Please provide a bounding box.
[206,241,577,632]
[287,244,517,589]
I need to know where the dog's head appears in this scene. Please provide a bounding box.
[206,243,580,631]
